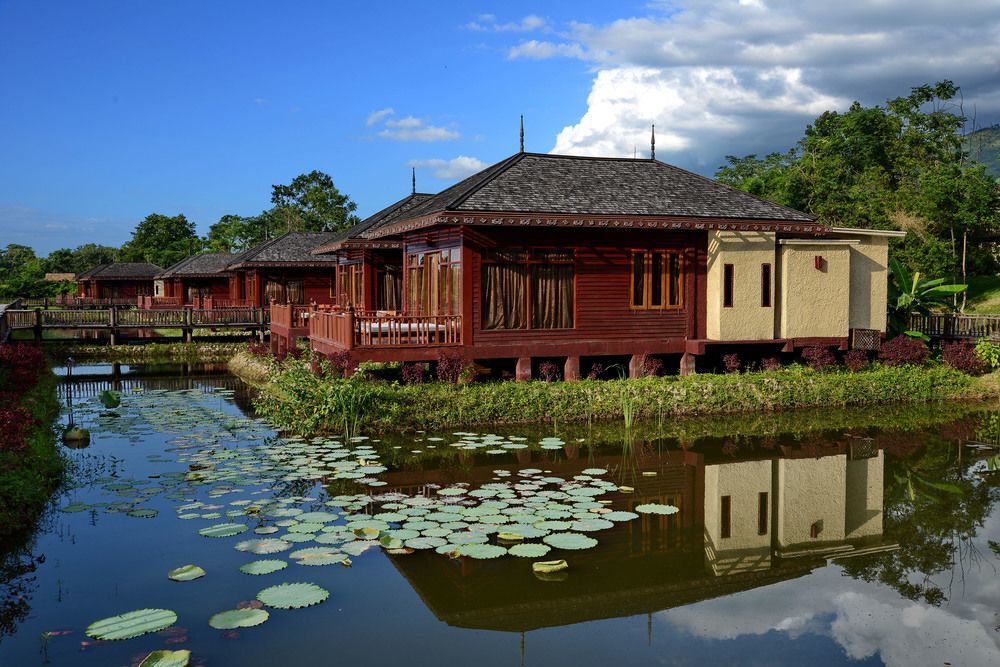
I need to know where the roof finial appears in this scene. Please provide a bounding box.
[650,124,656,160]
[519,114,524,153]
[411,166,416,194]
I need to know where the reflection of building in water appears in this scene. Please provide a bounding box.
[704,442,886,576]
[378,436,895,634]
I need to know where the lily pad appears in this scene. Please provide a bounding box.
[167,565,205,582]
[257,582,329,609]
[458,543,507,559]
[239,559,288,576]
[508,543,552,558]
[86,608,178,640]
[208,608,269,629]
[198,523,248,538]
[532,559,568,574]
[139,649,191,667]
[634,503,680,515]
[542,532,598,550]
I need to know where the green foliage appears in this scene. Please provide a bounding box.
[119,213,201,268]
[251,354,990,435]
[98,390,121,409]
[887,258,966,336]
[270,170,360,233]
[962,123,1000,179]
[974,337,1000,370]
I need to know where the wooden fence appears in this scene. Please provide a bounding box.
[909,313,1000,339]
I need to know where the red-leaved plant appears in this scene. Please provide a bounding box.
[435,350,467,383]
[878,336,929,367]
[722,353,741,374]
[941,341,986,375]
[401,362,424,385]
[801,346,837,370]
[842,349,869,372]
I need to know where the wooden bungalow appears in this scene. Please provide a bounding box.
[150,253,239,308]
[75,262,162,304]
[300,151,903,378]
[225,232,341,308]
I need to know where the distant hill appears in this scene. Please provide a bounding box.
[963,125,1000,178]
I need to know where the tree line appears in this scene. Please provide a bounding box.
[0,171,359,299]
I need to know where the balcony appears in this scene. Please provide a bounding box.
[308,309,462,350]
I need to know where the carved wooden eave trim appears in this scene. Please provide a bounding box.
[366,210,825,239]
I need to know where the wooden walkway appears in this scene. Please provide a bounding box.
[909,313,1000,340]
[1,307,269,344]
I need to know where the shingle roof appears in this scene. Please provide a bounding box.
[227,232,340,268]
[386,152,815,226]
[75,262,163,281]
[158,253,236,278]
[312,193,433,254]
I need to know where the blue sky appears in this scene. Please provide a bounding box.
[2,0,999,254]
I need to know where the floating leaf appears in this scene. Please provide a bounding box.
[603,511,640,522]
[128,509,158,519]
[208,608,269,630]
[634,503,679,515]
[509,543,552,558]
[167,565,205,582]
[139,649,191,667]
[542,532,598,550]
[257,582,329,609]
[234,538,292,554]
[86,608,178,640]
[198,523,248,538]
[532,559,568,574]
[240,559,287,576]
[458,543,507,559]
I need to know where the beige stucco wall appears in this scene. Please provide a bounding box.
[778,242,852,339]
[846,236,890,332]
[704,459,773,574]
[774,455,847,549]
[706,230,776,340]
[845,452,884,539]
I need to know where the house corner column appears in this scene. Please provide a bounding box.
[564,356,580,381]
[680,352,697,376]
[515,357,532,382]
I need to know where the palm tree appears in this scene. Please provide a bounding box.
[887,258,966,337]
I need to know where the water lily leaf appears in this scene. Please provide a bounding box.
[581,468,607,475]
[139,649,191,667]
[405,537,448,550]
[128,509,158,519]
[379,535,403,549]
[634,503,680,515]
[257,582,329,609]
[603,511,640,522]
[86,608,178,640]
[497,532,524,542]
[198,523,248,538]
[239,559,287,576]
[341,540,378,556]
[458,543,507,559]
[570,518,614,532]
[167,565,205,582]
[234,538,292,554]
[532,559,568,574]
[508,543,552,558]
[543,532,598,550]
[208,608,269,630]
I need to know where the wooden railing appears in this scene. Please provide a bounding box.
[270,303,312,330]
[0,299,21,343]
[194,307,267,326]
[909,313,1000,339]
[309,310,462,349]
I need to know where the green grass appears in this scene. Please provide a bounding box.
[964,275,1000,314]
[0,369,64,538]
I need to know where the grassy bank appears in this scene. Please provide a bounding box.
[0,369,62,538]
[49,341,248,364]
[234,351,999,436]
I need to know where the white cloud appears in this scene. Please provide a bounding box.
[507,40,586,60]
[366,107,394,126]
[467,14,547,33]
[409,156,486,180]
[493,1,1000,171]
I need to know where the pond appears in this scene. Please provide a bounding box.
[1,364,998,666]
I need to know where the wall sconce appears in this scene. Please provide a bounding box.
[814,255,824,270]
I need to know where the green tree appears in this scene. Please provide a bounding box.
[119,213,202,268]
[270,171,360,233]
[204,211,285,253]
[887,258,966,336]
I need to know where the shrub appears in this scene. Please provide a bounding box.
[0,407,33,454]
[435,350,467,384]
[878,336,929,367]
[642,355,664,377]
[326,350,354,378]
[585,362,604,381]
[941,341,986,375]
[0,344,46,390]
[246,342,270,358]
[801,346,837,370]
[842,349,869,372]
[401,362,424,385]
[538,361,560,382]
[975,337,1000,370]
[761,356,781,372]
[722,353,741,374]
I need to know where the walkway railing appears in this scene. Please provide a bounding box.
[308,310,462,349]
[270,303,312,331]
[909,313,1000,339]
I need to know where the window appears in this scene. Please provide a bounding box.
[723,264,734,308]
[758,492,768,535]
[630,250,683,309]
[265,279,304,304]
[336,263,364,308]
[377,264,402,311]
[406,248,461,315]
[720,495,732,539]
[482,249,575,330]
[761,263,772,308]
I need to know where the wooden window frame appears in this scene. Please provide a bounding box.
[629,249,684,310]
[761,263,772,308]
[336,262,364,308]
[758,491,768,535]
[481,247,577,330]
[405,247,461,316]
[723,263,735,308]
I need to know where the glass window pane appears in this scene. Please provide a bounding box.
[631,253,645,306]
[669,253,681,306]
[650,253,663,307]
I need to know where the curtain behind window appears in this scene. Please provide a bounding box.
[532,264,574,328]
[265,280,285,303]
[286,281,303,304]
[380,270,402,311]
[482,262,527,329]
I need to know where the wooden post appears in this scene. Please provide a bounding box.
[183,308,193,343]
[564,356,581,381]
[33,308,42,342]
[516,357,532,382]
[680,352,697,376]
[257,308,266,343]
[108,307,118,346]
[628,354,643,378]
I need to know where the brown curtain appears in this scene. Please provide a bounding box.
[482,263,527,329]
[286,280,304,304]
[532,264,574,328]
[380,270,402,311]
